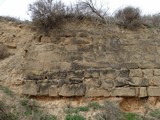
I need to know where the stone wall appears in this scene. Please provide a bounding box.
[22,29,160,97]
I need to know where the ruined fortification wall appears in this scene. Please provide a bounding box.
[22,27,160,98]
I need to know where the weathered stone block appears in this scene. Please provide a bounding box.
[105,54,116,63]
[101,80,114,90]
[23,81,38,95]
[148,87,160,96]
[120,63,139,69]
[69,78,83,84]
[85,88,110,97]
[130,77,148,87]
[48,71,67,79]
[25,61,44,71]
[100,69,116,80]
[114,77,129,87]
[143,69,153,77]
[39,83,49,95]
[59,62,71,71]
[117,69,129,77]
[156,47,160,54]
[138,62,160,69]
[139,87,147,97]
[150,76,160,86]
[71,62,86,70]
[59,84,85,97]
[65,44,78,51]
[84,70,100,78]
[129,69,142,77]
[84,78,101,88]
[154,69,160,76]
[144,54,155,62]
[68,71,84,78]
[49,85,58,97]
[111,87,136,96]
[156,55,160,63]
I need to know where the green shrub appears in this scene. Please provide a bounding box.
[115,6,142,30]
[124,113,143,120]
[88,102,101,110]
[39,114,57,120]
[65,114,85,120]
[0,100,18,120]
[0,85,13,96]
[20,98,39,116]
[65,106,89,114]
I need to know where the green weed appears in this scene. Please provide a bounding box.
[65,114,85,120]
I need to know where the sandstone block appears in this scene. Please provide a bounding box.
[59,62,71,71]
[148,87,160,96]
[138,62,160,69]
[68,71,84,78]
[139,87,147,97]
[49,85,58,97]
[150,76,160,86]
[111,87,136,96]
[23,80,38,95]
[85,88,110,97]
[143,69,153,77]
[84,70,100,78]
[100,69,116,80]
[101,80,114,90]
[58,84,85,97]
[130,77,148,87]
[120,63,139,69]
[65,44,78,51]
[144,54,155,62]
[114,77,129,87]
[117,69,129,77]
[39,83,49,95]
[129,69,142,77]
[69,78,83,84]
[156,47,160,54]
[154,69,160,76]
[84,78,101,88]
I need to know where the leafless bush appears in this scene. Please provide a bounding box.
[75,0,108,21]
[29,0,109,33]
[0,16,22,24]
[142,13,160,28]
[29,0,66,33]
[115,6,142,30]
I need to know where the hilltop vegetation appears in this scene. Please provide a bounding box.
[28,0,160,33]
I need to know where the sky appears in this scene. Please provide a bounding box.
[0,0,160,20]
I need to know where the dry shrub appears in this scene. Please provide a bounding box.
[29,0,66,33]
[115,6,142,30]
[142,14,160,28]
[29,0,109,33]
[95,101,125,120]
[0,16,22,23]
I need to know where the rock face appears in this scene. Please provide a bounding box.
[0,20,160,97]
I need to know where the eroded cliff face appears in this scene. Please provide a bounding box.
[0,20,160,98]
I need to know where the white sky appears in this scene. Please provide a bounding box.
[0,0,160,20]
